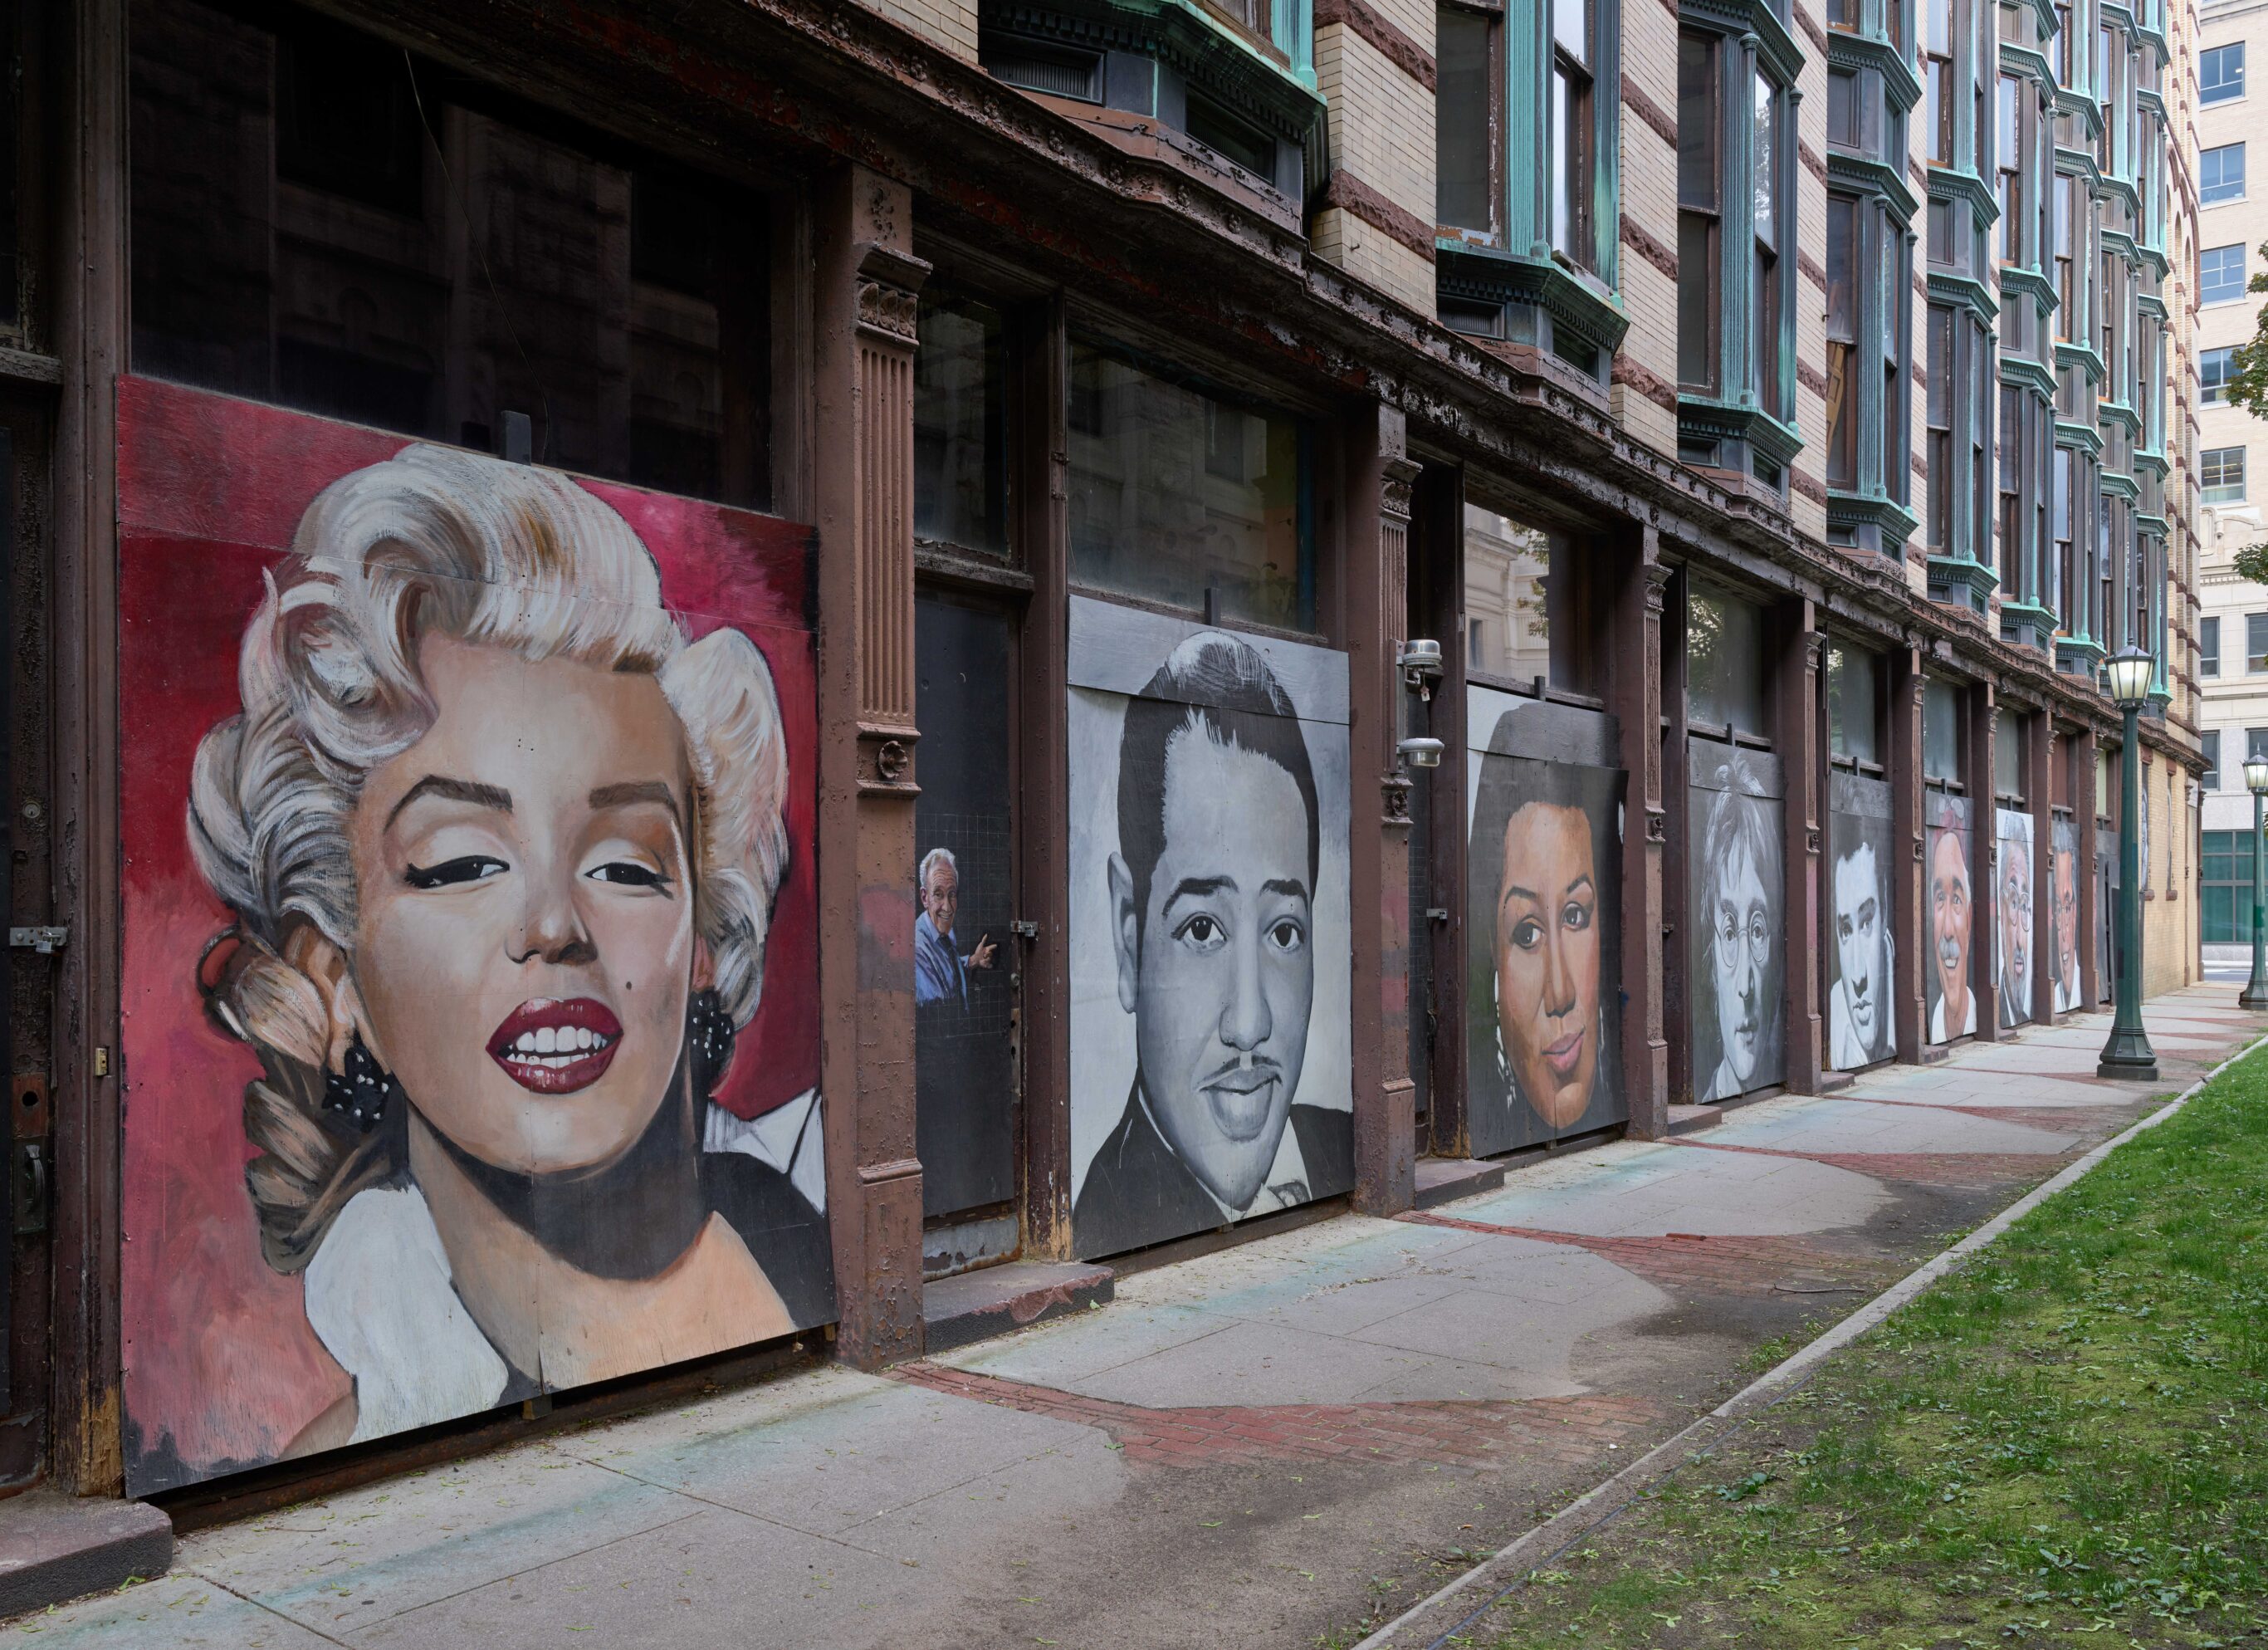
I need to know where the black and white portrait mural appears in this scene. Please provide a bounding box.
[2051,815,2080,1013]
[913,595,1016,1221]
[1827,772,1895,1071]
[1926,792,1977,1043]
[1996,807,2036,1029]
[1689,742,1785,1103]
[1066,596,1354,1260]
[1464,691,1628,1157]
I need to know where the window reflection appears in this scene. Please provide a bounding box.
[1066,340,1310,630]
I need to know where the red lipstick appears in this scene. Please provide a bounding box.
[486,998,624,1094]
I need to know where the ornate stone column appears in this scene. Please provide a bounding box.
[1348,405,1418,1215]
[812,165,930,1367]
[1609,533,1669,1136]
[1774,602,1823,1094]
[1967,682,2001,1040]
[1889,645,1927,1063]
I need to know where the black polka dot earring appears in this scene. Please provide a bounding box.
[686,988,738,1097]
[323,1036,403,1133]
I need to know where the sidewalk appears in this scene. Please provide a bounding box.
[16,987,2261,1650]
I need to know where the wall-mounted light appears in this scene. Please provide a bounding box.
[1397,736,1444,770]
[1397,639,1444,700]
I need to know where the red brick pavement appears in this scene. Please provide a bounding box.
[1399,1211,1903,1300]
[1679,1137,2088,1190]
[891,1361,1673,1473]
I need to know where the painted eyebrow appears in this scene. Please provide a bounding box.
[1504,871,1593,906]
[1261,877,1312,903]
[589,781,681,812]
[386,775,512,830]
[1162,876,1234,912]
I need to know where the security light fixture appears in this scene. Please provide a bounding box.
[1397,736,1445,769]
[1398,639,1444,699]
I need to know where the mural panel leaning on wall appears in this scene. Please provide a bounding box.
[1689,742,1786,1103]
[1463,692,1628,1155]
[117,379,832,1495]
[1827,772,1896,1071]
[1926,793,1978,1042]
[2051,815,2081,1013]
[1997,808,2036,1029]
[1067,596,1354,1260]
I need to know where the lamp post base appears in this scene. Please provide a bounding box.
[2241,984,2268,1011]
[2096,1026,2159,1083]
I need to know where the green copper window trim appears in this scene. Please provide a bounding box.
[1827,30,1921,109]
[1678,5,1802,446]
[985,1,1327,119]
[1929,164,1998,228]
[1436,0,1624,308]
[1435,244,1630,361]
[2002,352,2058,401]
[1927,267,1998,324]
[1929,554,2001,612]
[2055,634,2106,675]
[2099,470,2139,502]
[2000,41,2055,92]
[2056,418,2104,457]
[1829,151,1920,218]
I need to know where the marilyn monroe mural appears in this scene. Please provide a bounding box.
[119,379,830,1491]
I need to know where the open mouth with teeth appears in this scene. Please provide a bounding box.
[486,998,625,1094]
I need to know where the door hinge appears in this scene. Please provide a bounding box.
[7,927,66,955]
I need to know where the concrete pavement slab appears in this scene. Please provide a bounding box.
[343,1505,950,1650]
[1442,1141,1892,1238]
[6,1574,335,1648]
[1699,1096,2077,1154]
[565,1373,1109,1539]
[188,1447,689,1639]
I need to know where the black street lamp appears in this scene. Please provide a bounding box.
[2245,753,2268,1011]
[2097,646,2158,1081]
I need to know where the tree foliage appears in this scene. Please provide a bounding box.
[2226,241,2268,585]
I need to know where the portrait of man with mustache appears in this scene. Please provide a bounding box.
[1997,810,2035,1029]
[1073,630,1352,1258]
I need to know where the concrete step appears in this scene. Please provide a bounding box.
[1668,1103,1724,1135]
[0,1491,172,1617]
[922,1260,1113,1356]
[1413,1157,1507,1209]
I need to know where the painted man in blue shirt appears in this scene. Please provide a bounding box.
[914,848,995,1008]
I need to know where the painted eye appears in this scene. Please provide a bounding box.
[1511,918,1544,952]
[1267,918,1307,954]
[1175,913,1225,951]
[589,861,672,890]
[1562,899,1592,933]
[403,856,506,889]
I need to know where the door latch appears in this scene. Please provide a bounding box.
[12,1141,46,1236]
[7,927,66,955]
[1424,908,1449,924]
[1009,920,1039,940]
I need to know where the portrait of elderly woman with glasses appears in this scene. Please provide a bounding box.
[187,444,831,1456]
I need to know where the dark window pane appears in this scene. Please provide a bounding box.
[129,0,772,508]
[1686,585,1767,734]
[1923,678,1963,781]
[1437,8,1496,231]
[1067,339,1311,631]
[916,291,1010,556]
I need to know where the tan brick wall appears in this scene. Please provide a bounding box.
[1616,0,1680,458]
[854,0,979,62]
[1312,205,1437,311]
[1317,24,1435,223]
[1314,19,1436,312]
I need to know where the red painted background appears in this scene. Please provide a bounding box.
[116,377,821,1481]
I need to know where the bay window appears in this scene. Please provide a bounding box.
[1435,0,1624,370]
[1674,7,1799,487]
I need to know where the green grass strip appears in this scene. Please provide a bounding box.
[1447,1048,2268,1650]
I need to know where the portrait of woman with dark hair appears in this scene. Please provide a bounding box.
[1464,717,1625,1156]
[181,442,832,1458]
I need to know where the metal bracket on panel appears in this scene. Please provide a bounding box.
[1009,920,1039,940]
[7,927,65,954]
